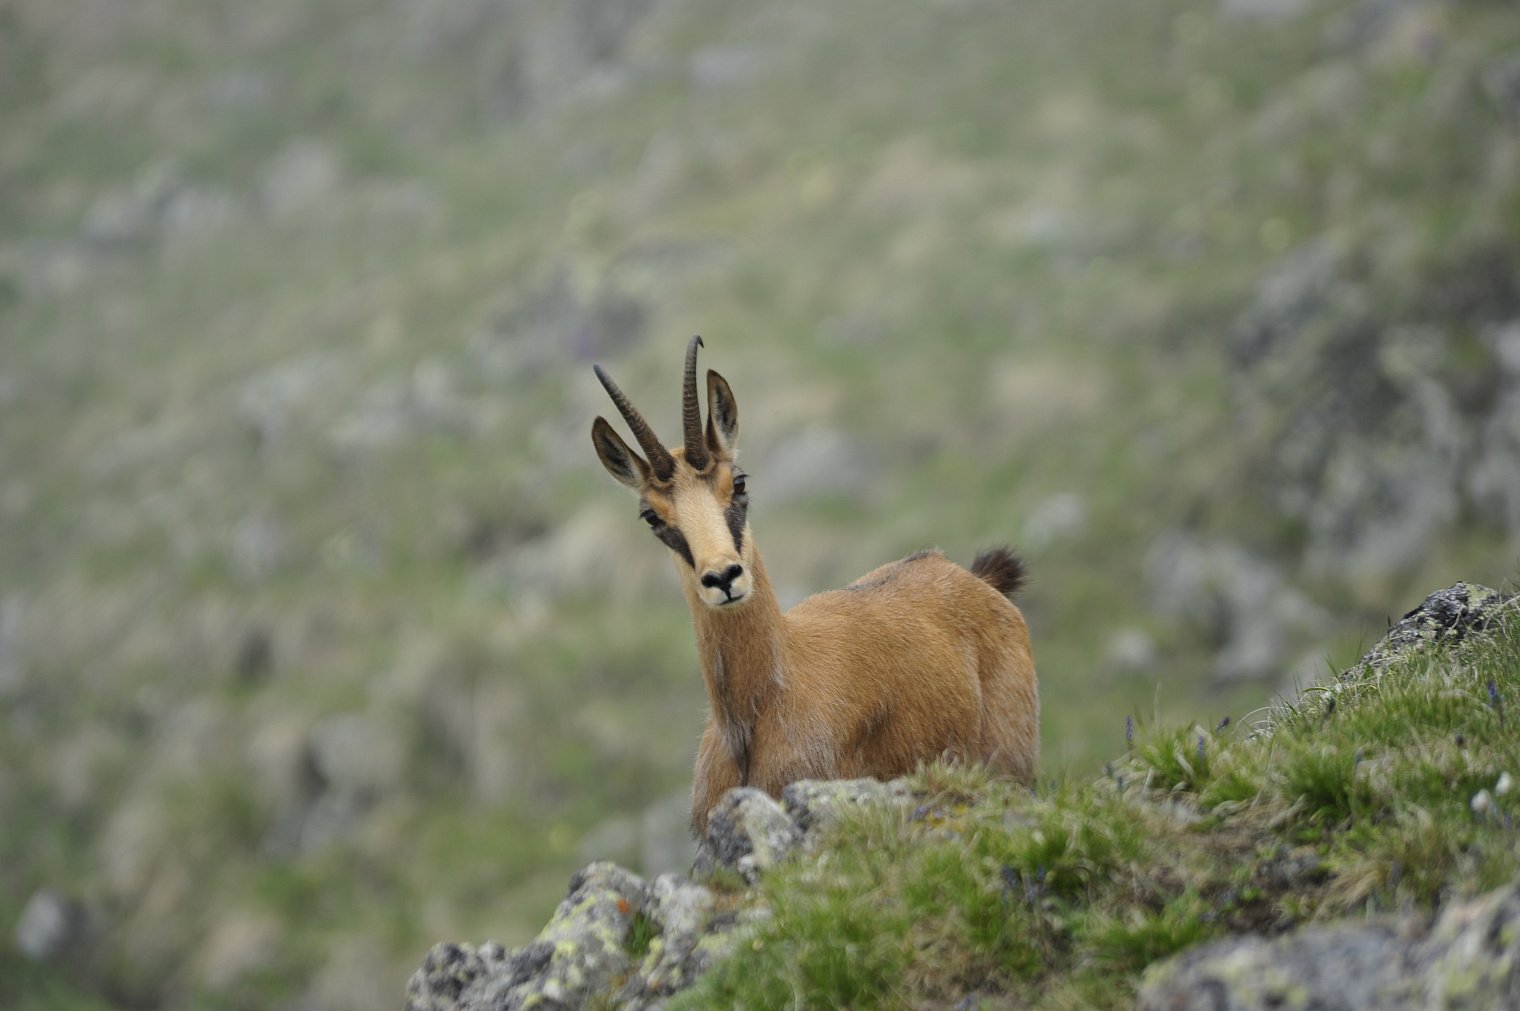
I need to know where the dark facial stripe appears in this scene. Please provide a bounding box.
[656,525,695,568]
[725,498,748,554]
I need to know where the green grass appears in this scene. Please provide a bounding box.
[673,608,1520,1009]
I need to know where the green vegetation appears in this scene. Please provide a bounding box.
[2,0,1518,1006]
[676,613,1520,1009]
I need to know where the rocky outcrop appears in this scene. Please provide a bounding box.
[404,778,914,1010]
[1138,883,1520,1010]
[1350,580,1519,675]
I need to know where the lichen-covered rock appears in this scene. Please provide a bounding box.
[616,873,754,1009]
[406,776,936,1008]
[1137,883,1520,1010]
[1350,582,1518,675]
[1137,921,1411,1010]
[405,940,512,1011]
[405,862,647,1011]
[781,777,916,839]
[694,787,801,884]
[1416,882,1520,1006]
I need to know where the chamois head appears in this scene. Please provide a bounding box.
[591,336,752,609]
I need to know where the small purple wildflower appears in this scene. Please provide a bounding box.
[1125,715,1135,747]
[1216,715,1231,733]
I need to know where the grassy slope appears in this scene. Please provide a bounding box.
[1,0,1517,1007]
[675,604,1520,1009]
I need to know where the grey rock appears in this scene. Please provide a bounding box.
[508,862,646,1008]
[15,888,85,961]
[781,777,916,839]
[690,778,918,884]
[407,862,758,1011]
[617,873,734,1008]
[406,862,648,1011]
[695,787,801,884]
[1138,883,1520,1010]
[1140,920,1412,1009]
[405,940,513,1011]
[1349,582,1517,677]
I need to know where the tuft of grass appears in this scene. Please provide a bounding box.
[626,910,658,961]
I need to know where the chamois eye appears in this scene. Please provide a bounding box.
[640,508,663,529]
[732,474,748,496]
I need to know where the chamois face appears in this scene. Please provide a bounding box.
[591,337,753,609]
[639,454,753,608]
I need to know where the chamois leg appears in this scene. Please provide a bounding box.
[976,646,1040,785]
[690,719,743,837]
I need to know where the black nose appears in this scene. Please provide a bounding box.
[700,564,744,591]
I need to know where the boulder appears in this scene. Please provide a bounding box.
[404,861,757,1011]
[407,776,924,1009]
[1348,581,1518,676]
[693,788,801,885]
[1138,883,1520,1010]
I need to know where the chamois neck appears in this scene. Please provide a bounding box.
[687,548,784,742]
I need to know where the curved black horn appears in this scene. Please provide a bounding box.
[594,364,676,482]
[682,335,708,471]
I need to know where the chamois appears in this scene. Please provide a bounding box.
[591,337,1039,835]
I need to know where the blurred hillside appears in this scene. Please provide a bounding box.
[1,0,1517,1008]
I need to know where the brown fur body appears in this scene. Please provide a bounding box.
[591,338,1040,836]
[689,547,1038,835]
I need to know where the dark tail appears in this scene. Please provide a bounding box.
[970,546,1026,600]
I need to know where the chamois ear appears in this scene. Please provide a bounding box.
[592,416,650,489]
[705,369,739,459]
